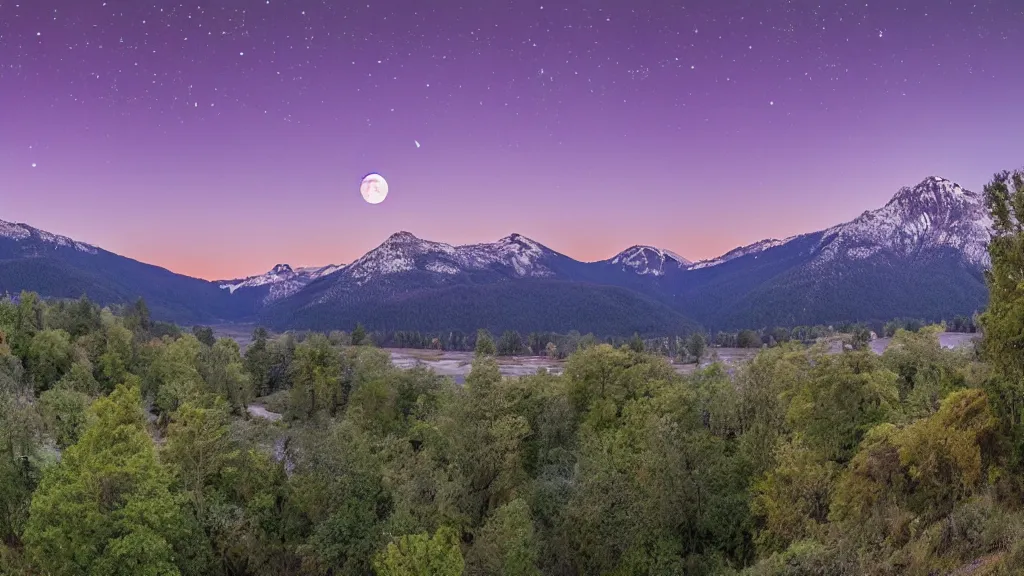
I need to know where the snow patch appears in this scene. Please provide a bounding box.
[425,261,461,274]
[0,219,98,254]
[343,231,557,285]
[610,245,691,276]
[688,239,783,270]
[218,261,348,302]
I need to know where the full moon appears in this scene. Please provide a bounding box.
[360,173,388,204]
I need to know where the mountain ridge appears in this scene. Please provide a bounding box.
[181,175,992,284]
[0,175,994,333]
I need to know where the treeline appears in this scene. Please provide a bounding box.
[351,314,979,361]
[293,327,640,360]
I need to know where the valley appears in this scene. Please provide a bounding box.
[389,331,980,381]
[215,323,981,386]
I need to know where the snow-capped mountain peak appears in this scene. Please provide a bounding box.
[812,176,992,266]
[611,245,691,276]
[497,233,543,252]
[384,230,422,245]
[218,261,346,301]
[219,264,300,294]
[885,176,977,213]
[0,219,98,254]
[686,176,992,272]
[295,263,346,279]
[340,232,556,285]
[478,233,553,276]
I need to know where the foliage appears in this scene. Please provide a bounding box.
[351,323,368,346]
[22,381,197,576]
[980,169,1024,468]
[474,329,496,357]
[372,526,465,576]
[686,332,706,363]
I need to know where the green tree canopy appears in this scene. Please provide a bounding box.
[372,526,465,576]
[23,380,197,576]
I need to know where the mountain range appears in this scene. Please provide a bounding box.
[0,176,992,335]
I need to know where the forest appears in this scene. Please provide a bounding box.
[0,169,1023,575]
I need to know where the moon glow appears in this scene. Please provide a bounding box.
[360,173,389,204]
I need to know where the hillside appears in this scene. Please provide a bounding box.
[263,276,700,335]
[0,220,261,324]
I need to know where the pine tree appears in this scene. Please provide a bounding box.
[351,323,367,346]
[475,329,496,357]
[686,333,706,364]
[979,169,1024,466]
[244,327,272,396]
[23,380,195,575]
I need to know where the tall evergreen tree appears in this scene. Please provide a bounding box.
[979,169,1024,466]
[475,329,496,357]
[22,380,199,575]
[244,327,272,396]
[351,323,368,346]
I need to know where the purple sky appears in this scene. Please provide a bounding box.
[2,1,1022,280]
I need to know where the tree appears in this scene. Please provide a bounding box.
[266,333,296,394]
[0,355,42,548]
[686,333,707,364]
[25,329,73,392]
[98,324,134,393]
[38,386,91,449]
[292,420,391,574]
[627,332,645,353]
[0,297,17,338]
[466,498,541,576]
[123,297,152,335]
[199,338,252,412]
[979,168,1024,466]
[163,398,237,522]
[145,335,206,415]
[751,438,837,554]
[22,380,198,575]
[11,292,43,361]
[191,325,216,347]
[770,327,790,346]
[475,329,496,358]
[497,330,526,356]
[289,333,342,418]
[850,325,872,350]
[786,351,898,464]
[244,327,272,396]
[830,388,998,546]
[737,330,762,349]
[373,526,465,576]
[544,341,559,359]
[351,323,368,346]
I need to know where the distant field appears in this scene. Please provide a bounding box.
[869,331,979,354]
[211,325,980,383]
[211,323,258,348]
